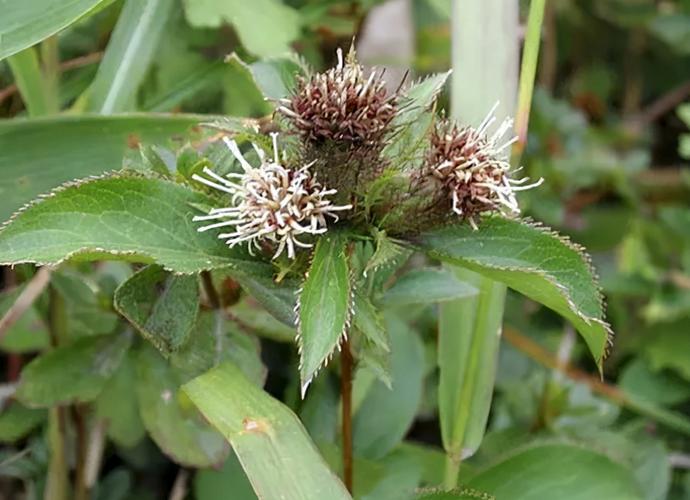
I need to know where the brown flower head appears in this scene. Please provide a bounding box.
[278,47,396,148]
[425,104,542,229]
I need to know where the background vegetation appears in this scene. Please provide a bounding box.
[0,0,689,499]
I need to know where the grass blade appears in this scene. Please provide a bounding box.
[87,0,174,113]
[183,362,351,500]
[6,47,53,117]
[439,269,505,487]
[0,0,107,61]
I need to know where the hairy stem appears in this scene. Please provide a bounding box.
[341,336,354,493]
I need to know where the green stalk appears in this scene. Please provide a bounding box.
[7,47,53,117]
[40,36,61,114]
[441,0,547,489]
[45,408,69,500]
[513,0,547,162]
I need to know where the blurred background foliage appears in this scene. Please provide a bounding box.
[1,0,690,499]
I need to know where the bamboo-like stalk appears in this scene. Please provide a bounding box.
[442,0,547,489]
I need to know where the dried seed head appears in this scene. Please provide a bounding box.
[278,47,396,148]
[192,133,352,259]
[425,103,543,229]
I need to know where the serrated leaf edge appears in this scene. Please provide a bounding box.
[294,245,355,398]
[417,216,614,362]
[0,171,243,275]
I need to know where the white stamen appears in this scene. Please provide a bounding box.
[192,134,351,259]
[431,103,543,224]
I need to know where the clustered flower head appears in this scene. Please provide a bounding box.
[193,48,544,259]
[277,47,396,147]
[192,133,352,259]
[424,103,543,230]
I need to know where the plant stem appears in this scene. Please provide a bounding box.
[513,0,547,163]
[201,270,221,309]
[72,405,89,500]
[340,336,354,493]
[168,469,189,500]
[45,408,69,500]
[443,454,460,491]
[444,0,517,490]
[45,286,69,500]
[84,419,108,491]
[40,35,60,114]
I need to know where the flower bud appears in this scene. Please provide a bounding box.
[278,47,396,149]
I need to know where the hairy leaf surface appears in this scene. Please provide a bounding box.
[0,175,252,272]
[297,234,351,396]
[16,333,131,407]
[414,217,611,366]
[114,265,199,355]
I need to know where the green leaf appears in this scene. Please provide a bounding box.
[143,62,226,112]
[0,286,49,353]
[353,291,392,388]
[353,290,389,352]
[170,311,266,386]
[383,71,451,164]
[0,402,46,443]
[382,268,478,306]
[16,332,131,407]
[194,450,257,500]
[466,442,643,499]
[353,315,425,459]
[439,269,505,467]
[620,358,690,406]
[230,301,295,342]
[87,0,175,113]
[182,362,351,500]
[135,345,228,467]
[297,233,352,396]
[7,47,55,117]
[229,263,298,326]
[226,53,302,101]
[95,351,146,448]
[0,114,202,221]
[643,320,690,381]
[183,0,301,58]
[114,265,199,355]
[51,270,119,338]
[364,229,406,277]
[649,14,690,55]
[0,0,107,61]
[0,174,253,273]
[413,217,612,367]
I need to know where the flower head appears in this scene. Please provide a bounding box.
[192,134,352,259]
[425,103,543,229]
[278,47,396,147]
